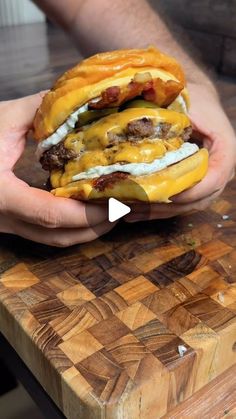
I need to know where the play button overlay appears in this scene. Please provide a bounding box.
[108,198,131,222]
[85,178,151,235]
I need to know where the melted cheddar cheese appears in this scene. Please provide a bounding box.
[50,137,183,188]
[51,149,208,203]
[63,108,190,153]
[82,108,189,149]
[37,67,186,141]
[50,108,190,189]
[64,131,84,153]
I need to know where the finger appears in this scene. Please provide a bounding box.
[0,213,14,234]
[125,189,222,222]
[12,218,115,247]
[125,202,184,222]
[125,205,186,222]
[126,201,187,218]
[127,200,198,218]
[172,111,236,205]
[3,175,108,229]
[188,111,212,136]
[0,91,47,134]
[172,131,233,204]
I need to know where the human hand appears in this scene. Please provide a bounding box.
[125,82,236,222]
[0,93,113,246]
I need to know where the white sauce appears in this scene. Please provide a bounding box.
[72,142,198,181]
[36,104,88,159]
[176,95,188,113]
[168,94,188,114]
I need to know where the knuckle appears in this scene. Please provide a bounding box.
[198,201,209,211]
[50,232,92,248]
[36,206,61,228]
[218,178,227,191]
[50,236,73,248]
[212,172,226,193]
[216,165,234,188]
[192,199,211,212]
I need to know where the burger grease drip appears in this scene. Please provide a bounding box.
[71,142,199,181]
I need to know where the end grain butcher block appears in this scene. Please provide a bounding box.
[0,182,236,418]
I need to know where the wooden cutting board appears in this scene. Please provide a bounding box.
[0,170,236,418]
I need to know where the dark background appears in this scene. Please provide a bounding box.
[149,0,236,76]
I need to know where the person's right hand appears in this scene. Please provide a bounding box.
[0,93,113,247]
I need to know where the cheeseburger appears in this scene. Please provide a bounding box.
[33,47,208,202]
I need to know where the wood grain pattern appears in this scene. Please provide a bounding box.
[3,218,236,419]
[0,22,236,419]
[164,364,236,419]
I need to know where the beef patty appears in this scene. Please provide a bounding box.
[40,118,192,171]
[40,142,77,171]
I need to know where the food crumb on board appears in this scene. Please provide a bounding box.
[218,292,225,303]
[222,215,230,220]
[187,223,193,227]
[187,239,196,247]
[178,345,187,357]
[217,224,223,228]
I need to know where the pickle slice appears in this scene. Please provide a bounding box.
[77,108,118,127]
[124,99,159,109]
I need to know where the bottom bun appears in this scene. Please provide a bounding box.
[51,148,208,202]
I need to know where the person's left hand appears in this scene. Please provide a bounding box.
[0,93,115,246]
[125,82,236,222]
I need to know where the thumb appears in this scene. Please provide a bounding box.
[0,91,47,133]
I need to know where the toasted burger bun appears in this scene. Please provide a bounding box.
[51,149,208,202]
[33,46,189,142]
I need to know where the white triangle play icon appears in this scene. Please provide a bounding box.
[108,198,131,222]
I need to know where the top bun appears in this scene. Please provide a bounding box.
[33,46,187,142]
